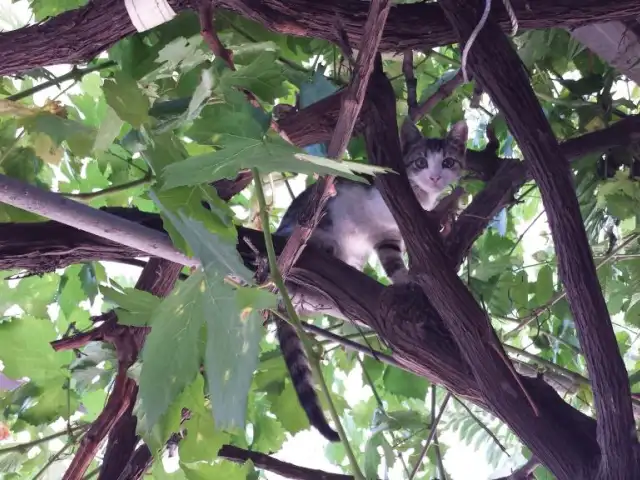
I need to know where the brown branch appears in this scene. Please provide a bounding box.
[3,0,639,76]
[448,113,640,265]
[410,70,464,123]
[360,56,599,479]
[438,0,638,477]
[58,257,183,479]
[62,364,136,480]
[123,441,356,479]
[0,209,609,471]
[218,444,357,479]
[275,0,392,279]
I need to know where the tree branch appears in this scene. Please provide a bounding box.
[360,56,599,479]
[438,1,638,476]
[0,174,196,268]
[2,0,640,76]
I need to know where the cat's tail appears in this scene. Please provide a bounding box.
[276,318,340,442]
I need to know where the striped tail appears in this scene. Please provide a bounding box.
[276,319,340,442]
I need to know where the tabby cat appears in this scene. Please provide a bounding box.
[273,118,468,441]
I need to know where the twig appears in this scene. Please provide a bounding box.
[0,173,197,268]
[6,61,117,101]
[0,424,88,454]
[197,4,284,137]
[402,50,418,115]
[252,168,364,480]
[430,386,448,480]
[33,441,74,480]
[408,392,451,479]
[299,320,410,372]
[504,233,639,339]
[411,70,464,122]
[452,396,510,457]
[62,171,153,202]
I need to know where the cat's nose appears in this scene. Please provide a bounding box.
[430,176,441,183]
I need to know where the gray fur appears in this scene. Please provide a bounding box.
[273,119,468,441]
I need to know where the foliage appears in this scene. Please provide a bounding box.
[0,2,639,479]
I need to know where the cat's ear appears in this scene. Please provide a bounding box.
[446,120,468,148]
[400,118,422,150]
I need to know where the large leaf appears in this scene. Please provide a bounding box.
[0,317,72,384]
[138,273,207,433]
[179,375,229,463]
[102,71,150,128]
[219,50,289,103]
[161,134,391,189]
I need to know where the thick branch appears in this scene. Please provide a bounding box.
[0,174,195,268]
[437,1,638,477]
[2,0,640,76]
[0,209,605,471]
[360,57,598,479]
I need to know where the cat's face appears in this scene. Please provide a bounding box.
[400,119,468,195]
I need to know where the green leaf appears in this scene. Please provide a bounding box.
[138,273,206,433]
[179,375,230,463]
[272,381,310,435]
[101,286,161,326]
[20,379,80,425]
[153,184,236,256]
[93,106,124,152]
[182,461,253,480]
[625,294,640,327]
[185,94,270,143]
[535,265,554,304]
[219,51,289,103]
[0,317,72,384]
[511,271,529,310]
[20,112,96,158]
[251,415,286,452]
[58,266,86,319]
[102,71,150,128]
[161,134,390,189]
[0,274,60,319]
[205,287,276,432]
[382,366,428,400]
[364,431,383,480]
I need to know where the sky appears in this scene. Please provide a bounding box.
[0,1,539,478]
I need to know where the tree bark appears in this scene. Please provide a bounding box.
[437,1,640,478]
[2,0,640,76]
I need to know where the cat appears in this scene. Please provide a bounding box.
[273,118,468,441]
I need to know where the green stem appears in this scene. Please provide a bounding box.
[32,441,74,480]
[251,168,364,480]
[62,171,153,203]
[6,61,117,102]
[408,391,451,480]
[0,424,87,454]
[357,355,412,478]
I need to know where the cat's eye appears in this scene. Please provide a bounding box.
[442,157,455,169]
[414,157,428,169]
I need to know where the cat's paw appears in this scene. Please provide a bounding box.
[391,270,412,285]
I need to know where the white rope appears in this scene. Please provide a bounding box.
[460,0,519,83]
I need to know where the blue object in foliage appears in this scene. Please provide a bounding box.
[488,208,507,237]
